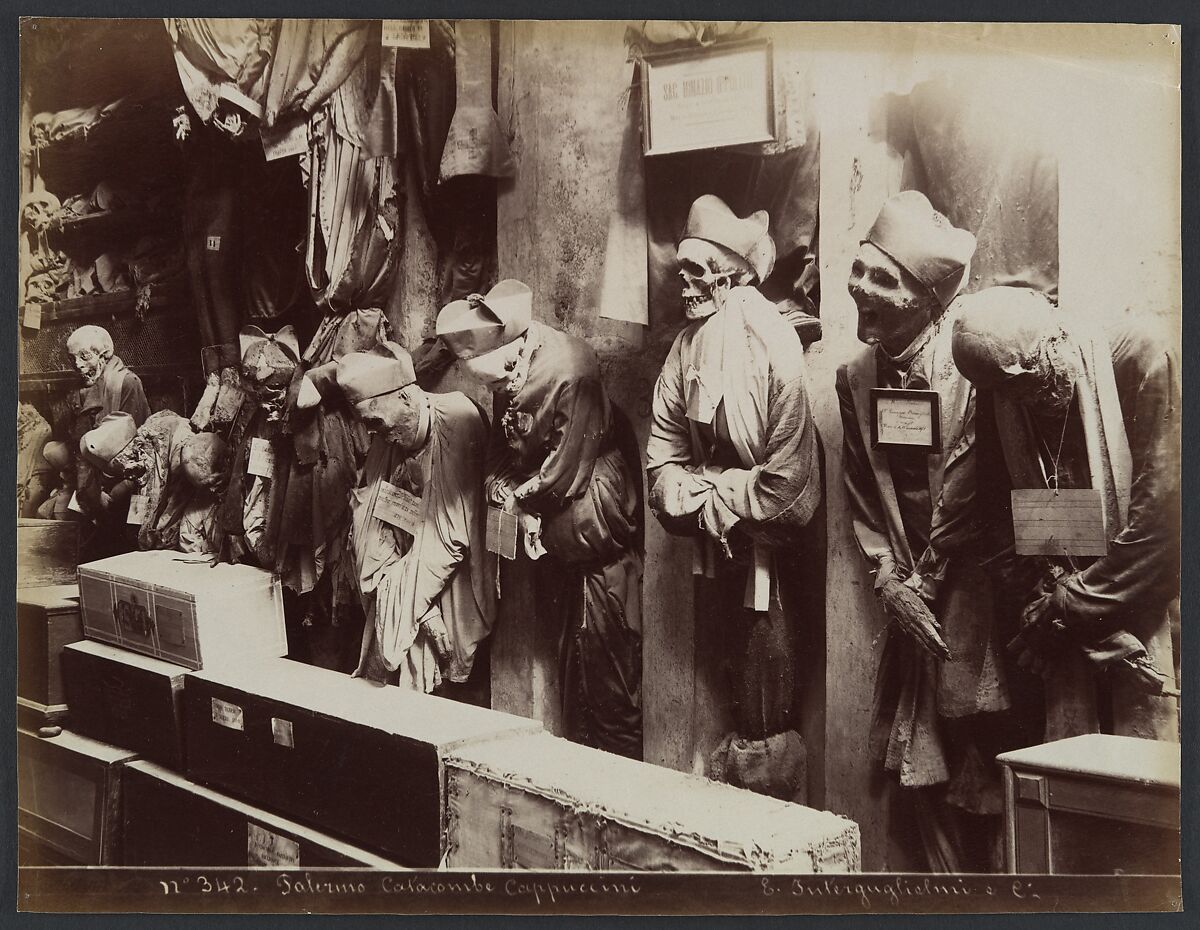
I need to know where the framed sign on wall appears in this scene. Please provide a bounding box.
[640,38,776,156]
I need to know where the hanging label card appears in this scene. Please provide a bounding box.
[374,481,423,536]
[271,716,295,748]
[126,493,148,525]
[486,506,519,560]
[247,823,301,867]
[382,19,430,48]
[247,438,276,478]
[68,491,83,514]
[206,235,221,251]
[211,697,245,731]
[1011,488,1109,557]
[870,388,942,452]
[22,303,42,331]
[261,119,309,161]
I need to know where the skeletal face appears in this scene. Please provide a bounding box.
[69,342,110,385]
[22,198,57,233]
[848,242,939,355]
[29,114,52,147]
[353,386,426,451]
[254,383,290,422]
[110,433,155,484]
[676,238,753,321]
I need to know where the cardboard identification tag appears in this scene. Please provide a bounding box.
[1011,488,1109,557]
[870,388,942,452]
[271,716,295,748]
[67,491,83,514]
[126,493,149,525]
[374,481,422,537]
[247,438,276,478]
[211,697,244,731]
[261,119,308,161]
[247,823,300,867]
[486,506,519,560]
[22,303,42,331]
[382,19,430,47]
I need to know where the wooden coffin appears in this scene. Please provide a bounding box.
[184,658,542,866]
[122,761,405,868]
[17,517,79,588]
[17,728,139,865]
[444,731,861,872]
[62,639,188,771]
[77,550,286,670]
[17,583,83,726]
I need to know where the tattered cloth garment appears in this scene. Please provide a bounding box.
[977,310,1179,743]
[487,321,644,759]
[111,411,219,553]
[163,18,277,124]
[352,393,494,690]
[836,307,1012,815]
[17,403,53,517]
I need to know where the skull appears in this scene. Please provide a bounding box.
[676,237,755,321]
[21,192,60,234]
[66,325,114,386]
[111,432,156,485]
[29,113,52,147]
[242,340,297,422]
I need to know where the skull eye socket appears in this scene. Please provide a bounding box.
[679,259,706,278]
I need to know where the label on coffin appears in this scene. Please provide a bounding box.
[374,481,422,537]
[211,697,245,731]
[1011,488,1108,557]
[247,822,301,866]
[271,717,294,748]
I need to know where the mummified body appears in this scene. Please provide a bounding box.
[647,195,822,802]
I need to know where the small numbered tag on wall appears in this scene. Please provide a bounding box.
[1011,488,1109,557]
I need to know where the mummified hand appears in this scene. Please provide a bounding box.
[879,577,952,660]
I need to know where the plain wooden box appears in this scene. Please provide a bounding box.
[17,584,83,726]
[17,518,79,588]
[184,658,542,866]
[62,639,188,771]
[17,728,139,865]
[123,760,404,868]
[445,730,861,872]
[77,550,286,670]
[998,733,1181,874]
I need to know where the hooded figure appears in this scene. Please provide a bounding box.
[300,342,493,694]
[836,191,1023,873]
[952,286,1179,745]
[439,280,645,759]
[645,195,823,802]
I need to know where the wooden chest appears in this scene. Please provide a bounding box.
[17,728,139,865]
[17,518,79,588]
[184,658,542,866]
[17,583,83,725]
[77,550,286,669]
[998,734,1180,874]
[122,761,404,868]
[444,731,861,872]
[62,640,188,771]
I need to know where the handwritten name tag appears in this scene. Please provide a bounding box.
[126,493,149,525]
[247,438,276,478]
[382,19,430,47]
[870,388,942,452]
[211,697,244,731]
[247,823,300,867]
[487,506,519,560]
[22,303,42,331]
[374,481,422,536]
[1011,488,1108,557]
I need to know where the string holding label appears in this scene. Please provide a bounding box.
[486,506,519,560]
